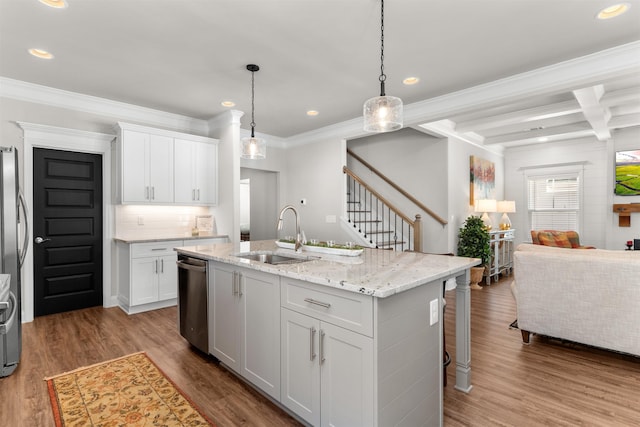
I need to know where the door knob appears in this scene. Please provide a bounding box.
[34,236,51,244]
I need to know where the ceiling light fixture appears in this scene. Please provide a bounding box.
[240,64,266,160]
[596,3,630,19]
[38,0,68,9]
[363,0,403,133]
[403,77,420,85]
[221,101,235,107]
[306,110,319,116]
[28,48,54,59]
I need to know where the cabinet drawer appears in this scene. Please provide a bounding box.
[281,278,373,337]
[131,241,182,258]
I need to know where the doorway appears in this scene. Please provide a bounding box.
[240,168,279,241]
[33,148,103,316]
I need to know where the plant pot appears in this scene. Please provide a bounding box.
[469,266,484,290]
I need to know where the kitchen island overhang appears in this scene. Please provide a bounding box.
[175,240,479,426]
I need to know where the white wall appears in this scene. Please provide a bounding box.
[610,127,640,249]
[448,137,505,253]
[240,168,279,241]
[283,137,348,242]
[347,128,450,253]
[504,134,620,249]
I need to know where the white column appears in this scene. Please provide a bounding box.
[455,269,473,393]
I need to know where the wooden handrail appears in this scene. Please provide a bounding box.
[344,166,415,225]
[347,148,448,226]
[344,166,422,252]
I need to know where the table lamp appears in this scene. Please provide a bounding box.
[475,199,497,230]
[497,200,516,230]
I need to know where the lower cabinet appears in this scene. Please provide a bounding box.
[281,308,373,427]
[116,240,180,314]
[208,261,281,400]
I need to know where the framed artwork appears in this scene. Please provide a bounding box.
[615,149,640,196]
[470,155,495,205]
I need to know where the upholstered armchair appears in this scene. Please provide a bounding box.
[530,230,595,249]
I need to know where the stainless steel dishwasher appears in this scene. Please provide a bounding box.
[177,255,208,353]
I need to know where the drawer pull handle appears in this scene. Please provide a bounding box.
[304,298,331,309]
[151,248,166,251]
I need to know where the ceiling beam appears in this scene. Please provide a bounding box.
[483,123,594,145]
[454,100,582,133]
[572,85,611,141]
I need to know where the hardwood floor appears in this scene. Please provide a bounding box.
[2,276,638,426]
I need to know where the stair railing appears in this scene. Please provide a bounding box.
[347,148,448,226]
[344,166,422,252]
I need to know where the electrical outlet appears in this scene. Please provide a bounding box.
[429,299,438,325]
[137,216,144,226]
[326,215,336,223]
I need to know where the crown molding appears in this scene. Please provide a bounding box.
[1,77,209,135]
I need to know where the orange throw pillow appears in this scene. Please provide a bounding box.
[537,232,572,248]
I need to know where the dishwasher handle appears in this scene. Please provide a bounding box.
[176,260,207,273]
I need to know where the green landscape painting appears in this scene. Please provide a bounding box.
[615,149,640,196]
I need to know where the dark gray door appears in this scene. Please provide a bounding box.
[33,148,103,316]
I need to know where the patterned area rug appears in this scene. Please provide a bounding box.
[45,352,214,426]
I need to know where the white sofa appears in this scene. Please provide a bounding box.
[512,244,640,357]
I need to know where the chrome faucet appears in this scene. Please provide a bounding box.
[277,205,302,252]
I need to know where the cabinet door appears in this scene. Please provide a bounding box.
[209,263,241,371]
[130,257,158,305]
[240,268,280,400]
[174,138,195,204]
[157,254,178,300]
[122,130,149,203]
[320,322,374,427]
[281,308,321,426]
[195,142,217,205]
[148,134,174,203]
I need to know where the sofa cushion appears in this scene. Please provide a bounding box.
[537,231,572,248]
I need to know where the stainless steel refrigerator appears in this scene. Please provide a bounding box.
[1,146,29,377]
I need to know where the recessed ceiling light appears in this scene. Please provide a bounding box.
[306,110,319,116]
[221,101,235,107]
[39,0,68,9]
[596,3,630,19]
[403,77,420,85]
[28,48,54,59]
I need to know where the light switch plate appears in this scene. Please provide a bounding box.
[429,299,438,325]
[325,215,337,223]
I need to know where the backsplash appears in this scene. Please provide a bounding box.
[115,205,216,237]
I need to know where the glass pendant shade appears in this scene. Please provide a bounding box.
[363,95,403,132]
[240,135,266,159]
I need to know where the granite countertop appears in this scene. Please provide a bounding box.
[114,233,229,244]
[175,240,480,298]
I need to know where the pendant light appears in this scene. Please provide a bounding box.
[241,64,266,159]
[363,0,403,132]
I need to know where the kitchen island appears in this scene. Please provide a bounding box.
[176,240,479,427]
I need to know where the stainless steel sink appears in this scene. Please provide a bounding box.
[234,252,315,265]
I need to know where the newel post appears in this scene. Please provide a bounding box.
[413,214,422,252]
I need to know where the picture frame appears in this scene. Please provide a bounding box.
[615,149,640,196]
[470,155,496,205]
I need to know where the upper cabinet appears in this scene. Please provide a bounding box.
[114,122,218,205]
[174,138,218,205]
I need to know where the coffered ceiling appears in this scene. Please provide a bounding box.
[1,0,639,149]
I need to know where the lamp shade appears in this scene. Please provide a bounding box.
[363,95,403,132]
[497,200,516,213]
[240,136,266,159]
[474,199,497,213]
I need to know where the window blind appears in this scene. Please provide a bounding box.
[527,173,580,231]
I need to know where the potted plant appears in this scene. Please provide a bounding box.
[457,215,491,290]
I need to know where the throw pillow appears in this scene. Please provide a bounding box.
[537,232,572,248]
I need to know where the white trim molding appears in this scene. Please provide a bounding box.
[16,121,116,322]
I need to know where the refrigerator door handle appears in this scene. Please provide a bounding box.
[0,292,17,335]
[18,190,29,267]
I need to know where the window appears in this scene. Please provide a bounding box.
[527,173,580,231]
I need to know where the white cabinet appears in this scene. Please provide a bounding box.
[114,122,218,206]
[120,129,174,204]
[174,139,218,205]
[116,240,180,314]
[280,280,374,427]
[208,261,281,400]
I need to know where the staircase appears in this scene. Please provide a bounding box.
[343,149,448,252]
[344,167,421,251]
